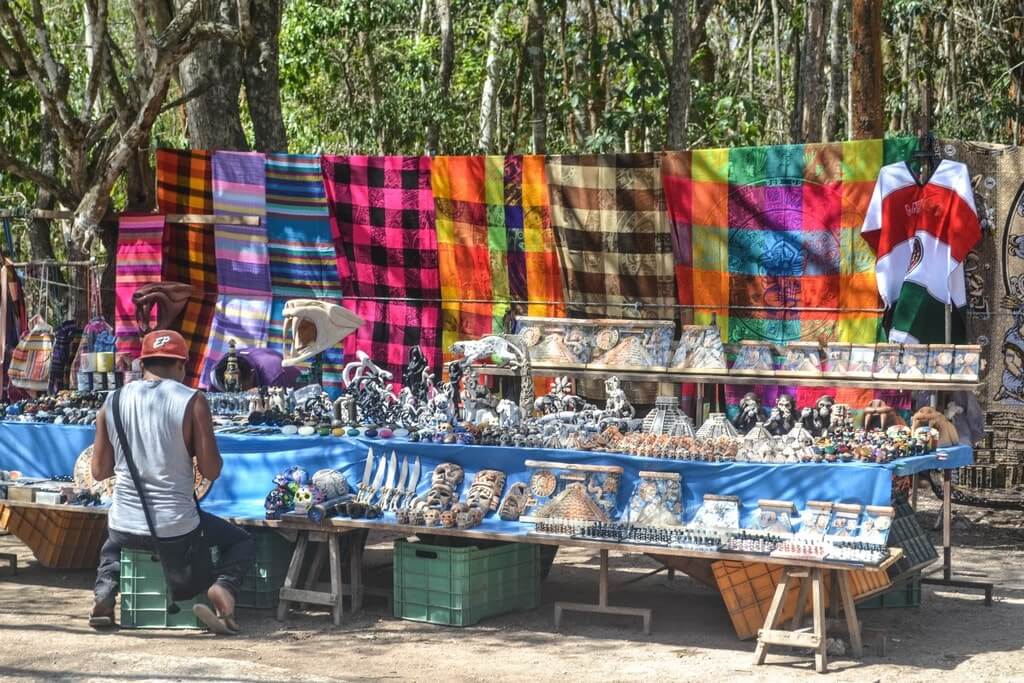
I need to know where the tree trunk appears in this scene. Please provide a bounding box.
[583,0,604,135]
[788,15,802,143]
[800,0,828,142]
[505,22,528,155]
[849,0,883,139]
[691,0,716,84]
[917,8,934,136]
[478,4,506,153]
[666,0,691,149]
[823,0,845,141]
[244,0,287,153]
[769,0,784,139]
[358,30,387,154]
[526,0,546,153]
[178,31,247,149]
[427,0,454,155]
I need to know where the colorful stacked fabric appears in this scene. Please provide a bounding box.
[546,153,675,320]
[265,153,346,396]
[114,214,166,361]
[432,155,566,355]
[321,155,442,386]
[202,151,270,387]
[663,139,917,410]
[157,149,217,387]
[48,320,81,393]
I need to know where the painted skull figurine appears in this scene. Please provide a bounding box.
[281,299,363,367]
[465,469,507,512]
[440,510,457,528]
[264,488,289,520]
[292,484,322,514]
[422,509,440,527]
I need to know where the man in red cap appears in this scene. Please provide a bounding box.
[89,330,255,634]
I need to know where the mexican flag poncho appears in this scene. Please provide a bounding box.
[861,160,981,343]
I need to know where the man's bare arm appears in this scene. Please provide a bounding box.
[187,393,222,481]
[91,406,115,481]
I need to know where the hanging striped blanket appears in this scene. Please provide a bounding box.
[157,148,217,387]
[115,214,166,360]
[265,153,346,396]
[202,151,270,387]
[321,155,442,388]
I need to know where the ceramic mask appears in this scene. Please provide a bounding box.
[281,299,363,367]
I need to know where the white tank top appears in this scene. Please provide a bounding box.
[106,379,201,537]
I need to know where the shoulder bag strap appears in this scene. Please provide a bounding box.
[109,388,163,541]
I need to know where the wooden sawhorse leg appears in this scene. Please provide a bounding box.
[754,567,829,673]
[277,530,347,625]
[554,549,652,634]
[0,552,17,575]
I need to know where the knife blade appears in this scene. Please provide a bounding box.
[385,451,397,491]
[357,447,375,501]
[390,456,409,510]
[369,455,388,502]
[402,456,421,510]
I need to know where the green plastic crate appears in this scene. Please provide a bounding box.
[859,573,922,609]
[119,548,206,629]
[393,539,541,627]
[216,529,294,610]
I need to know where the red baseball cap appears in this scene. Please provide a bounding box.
[140,330,189,361]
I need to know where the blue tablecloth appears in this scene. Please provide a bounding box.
[0,422,972,526]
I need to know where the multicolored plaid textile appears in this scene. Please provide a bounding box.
[321,155,442,386]
[546,153,675,319]
[432,155,566,354]
[663,139,917,344]
[48,320,81,393]
[265,153,345,396]
[114,214,166,359]
[157,149,217,387]
[212,151,270,297]
[9,318,53,392]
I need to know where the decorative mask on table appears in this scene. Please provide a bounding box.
[132,281,193,333]
[311,469,350,499]
[465,469,507,512]
[862,399,905,431]
[281,299,363,367]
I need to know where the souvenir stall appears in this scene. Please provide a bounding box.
[0,138,992,672]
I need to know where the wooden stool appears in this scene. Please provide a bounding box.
[753,567,863,674]
[554,549,652,634]
[276,528,363,625]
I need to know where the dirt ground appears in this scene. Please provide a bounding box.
[2,497,1024,683]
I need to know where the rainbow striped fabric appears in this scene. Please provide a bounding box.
[114,214,166,361]
[265,153,346,396]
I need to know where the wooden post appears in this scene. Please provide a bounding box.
[812,569,827,673]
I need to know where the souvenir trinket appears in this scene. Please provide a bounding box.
[311,469,350,499]
[770,538,827,562]
[730,341,775,376]
[872,343,901,379]
[910,406,959,446]
[292,484,324,515]
[641,396,696,436]
[848,344,875,378]
[748,499,796,535]
[764,394,797,436]
[281,299,363,367]
[777,342,823,377]
[464,469,507,513]
[695,413,739,439]
[498,482,530,521]
[825,539,887,565]
[689,494,740,530]
[732,393,764,433]
[824,343,851,377]
[520,460,622,524]
[516,317,591,364]
[627,471,683,527]
[721,531,784,555]
[953,344,982,382]
[899,344,929,380]
[826,503,862,537]
[858,505,895,545]
[671,325,727,372]
[862,399,905,431]
[926,344,955,381]
[796,501,833,538]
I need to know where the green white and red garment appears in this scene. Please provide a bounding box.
[861,159,982,343]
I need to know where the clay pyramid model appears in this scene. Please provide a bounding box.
[532,482,609,524]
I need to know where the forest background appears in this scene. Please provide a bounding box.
[0,0,1022,317]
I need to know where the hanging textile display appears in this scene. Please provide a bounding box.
[265,153,345,396]
[202,151,271,387]
[48,320,81,393]
[862,159,981,344]
[0,260,28,400]
[433,155,566,354]
[321,154,443,386]
[9,315,53,393]
[940,141,1024,489]
[663,139,917,411]
[157,148,217,387]
[114,214,166,363]
[547,153,675,319]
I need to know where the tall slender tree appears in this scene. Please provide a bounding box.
[850,0,884,139]
[667,0,692,149]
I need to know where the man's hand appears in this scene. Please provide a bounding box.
[187,392,222,481]
[91,406,115,481]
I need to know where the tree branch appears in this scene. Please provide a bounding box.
[0,145,76,207]
[81,0,109,123]
[159,79,215,113]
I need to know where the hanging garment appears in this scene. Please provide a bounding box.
[48,319,82,393]
[862,159,982,344]
[1,260,28,399]
[202,151,270,387]
[9,316,53,392]
[432,155,566,356]
[663,139,918,414]
[114,214,166,362]
[157,149,218,388]
[264,153,346,397]
[321,155,442,388]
